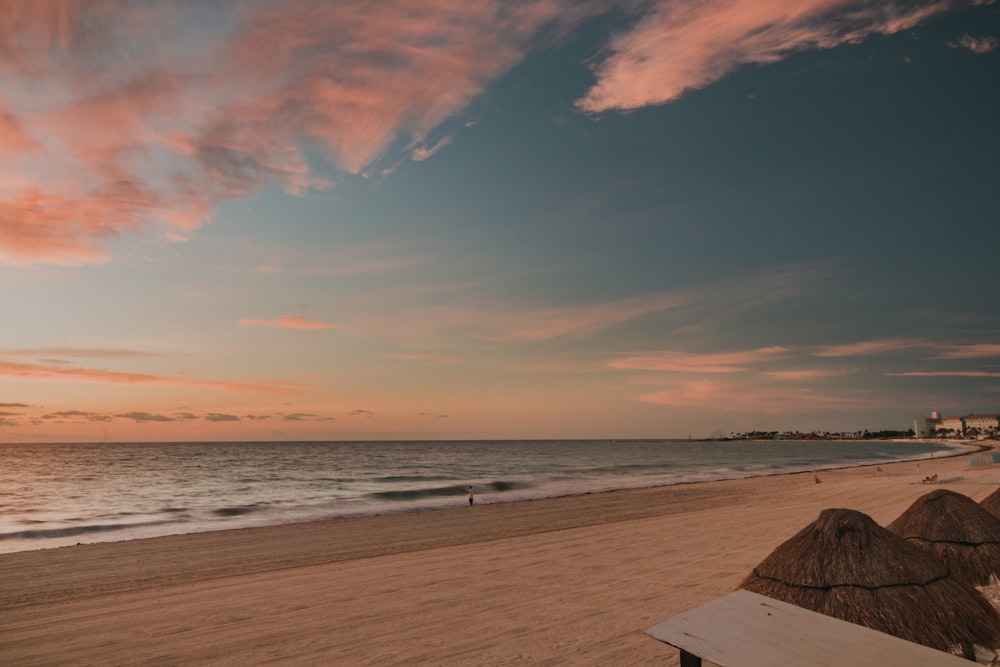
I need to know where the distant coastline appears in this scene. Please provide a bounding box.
[728,429,999,442]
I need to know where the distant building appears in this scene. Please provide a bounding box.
[916,413,942,438]
[928,412,1000,437]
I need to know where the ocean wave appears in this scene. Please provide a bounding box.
[368,485,469,501]
[0,520,179,541]
[375,474,453,483]
[586,462,672,474]
[368,480,526,502]
[212,504,263,517]
[488,480,529,492]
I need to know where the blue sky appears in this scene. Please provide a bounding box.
[0,0,997,442]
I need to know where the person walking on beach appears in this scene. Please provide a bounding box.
[467,485,474,506]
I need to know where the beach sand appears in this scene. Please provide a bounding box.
[2,447,997,666]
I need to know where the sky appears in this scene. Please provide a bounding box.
[0,0,998,443]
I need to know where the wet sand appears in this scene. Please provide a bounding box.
[1,446,995,665]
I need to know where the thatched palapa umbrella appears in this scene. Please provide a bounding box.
[980,485,1000,520]
[888,489,1000,587]
[740,508,1000,659]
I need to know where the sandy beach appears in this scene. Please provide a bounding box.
[2,446,996,666]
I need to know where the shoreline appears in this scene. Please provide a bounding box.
[0,438,978,557]
[2,443,997,664]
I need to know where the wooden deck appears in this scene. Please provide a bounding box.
[646,589,971,666]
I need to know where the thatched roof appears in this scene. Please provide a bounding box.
[740,508,1000,658]
[888,489,1000,587]
[980,486,1000,520]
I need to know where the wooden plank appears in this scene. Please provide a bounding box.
[646,589,971,667]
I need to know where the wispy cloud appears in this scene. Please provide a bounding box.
[935,343,1000,359]
[0,1,599,267]
[636,378,871,413]
[0,359,299,394]
[411,135,454,162]
[237,315,341,330]
[256,265,282,274]
[353,291,691,345]
[349,264,821,347]
[814,339,1000,360]
[948,34,1000,53]
[813,338,927,357]
[476,291,693,343]
[576,0,955,113]
[608,347,790,373]
[763,368,856,380]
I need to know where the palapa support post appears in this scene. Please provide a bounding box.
[679,649,702,667]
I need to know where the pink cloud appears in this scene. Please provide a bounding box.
[813,338,926,357]
[815,339,1000,360]
[0,1,600,266]
[0,359,299,394]
[936,344,1000,359]
[949,34,1000,53]
[476,292,692,343]
[237,315,341,330]
[636,378,870,413]
[608,347,790,373]
[208,1,607,175]
[763,368,856,380]
[576,0,953,112]
[411,135,454,162]
[348,266,819,347]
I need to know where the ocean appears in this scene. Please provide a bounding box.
[0,438,966,554]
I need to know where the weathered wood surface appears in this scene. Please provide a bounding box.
[646,589,971,667]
